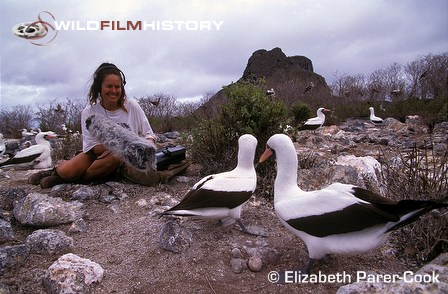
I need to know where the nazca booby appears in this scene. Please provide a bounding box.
[21,128,35,138]
[0,134,5,158]
[0,131,57,169]
[297,107,330,131]
[159,134,261,235]
[369,106,383,125]
[259,133,448,273]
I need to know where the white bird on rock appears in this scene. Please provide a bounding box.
[21,128,35,138]
[297,107,331,131]
[369,106,383,125]
[259,133,448,275]
[159,134,262,235]
[0,133,5,158]
[0,131,57,169]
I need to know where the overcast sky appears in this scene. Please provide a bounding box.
[1,0,447,109]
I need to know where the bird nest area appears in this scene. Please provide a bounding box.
[1,126,447,293]
[1,168,437,293]
[1,170,415,293]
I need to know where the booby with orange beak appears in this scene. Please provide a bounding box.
[297,107,331,131]
[159,134,262,235]
[0,131,57,169]
[259,133,447,274]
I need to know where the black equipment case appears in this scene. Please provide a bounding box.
[155,145,186,171]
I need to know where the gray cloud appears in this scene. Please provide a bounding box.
[1,0,447,109]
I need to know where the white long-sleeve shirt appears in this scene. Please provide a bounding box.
[81,98,155,153]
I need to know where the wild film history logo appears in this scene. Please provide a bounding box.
[12,11,58,46]
[13,11,224,46]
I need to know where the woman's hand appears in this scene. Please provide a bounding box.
[145,135,156,144]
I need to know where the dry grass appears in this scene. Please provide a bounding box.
[379,144,448,263]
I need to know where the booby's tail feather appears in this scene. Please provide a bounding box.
[0,153,41,167]
[386,195,448,233]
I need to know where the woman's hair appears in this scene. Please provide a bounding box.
[88,62,127,110]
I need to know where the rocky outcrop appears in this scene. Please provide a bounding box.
[242,47,314,79]
[195,47,332,118]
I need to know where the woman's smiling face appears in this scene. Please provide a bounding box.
[101,74,122,109]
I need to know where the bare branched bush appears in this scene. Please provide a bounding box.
[138,93,180,132]
[298,151,318,170]
[379,144,448,263]
[329,52,448,126]
[0,105,34,138]
[51,133,83,163]
[35,98,85,134]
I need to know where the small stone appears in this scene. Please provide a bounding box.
[0,244,30,274]
[135,199,148,208]
[0,219,14,243]
[158,221,193,253]
[72,186,96,202]
[230,258,247,274]
[68,219,88,234]
[174,176,190,183]
[43,253,104,294]
[26,229,74,255]
[231,248,242,258]
[98,194,117,203]
[248,255,262,272]
[108,203,120,214]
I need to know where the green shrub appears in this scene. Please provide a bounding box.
[189,82,287,175]
[290,102,311,124]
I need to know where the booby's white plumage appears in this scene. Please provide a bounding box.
[160,134,258,234]
[0,131,57,169]
[260,134,448,273]
[297,107,330,131]
[21,128,35,138]
[369,107,383,125]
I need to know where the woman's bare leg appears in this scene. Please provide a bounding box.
[56,152,95,181]
[82,151,122,181]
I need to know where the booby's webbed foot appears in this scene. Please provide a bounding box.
[236,219,268,237]
[303,257,318,275]
[270,258,318,284]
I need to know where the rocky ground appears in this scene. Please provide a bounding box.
[0,117,447,293]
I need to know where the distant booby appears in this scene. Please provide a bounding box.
[266,88,275,96]
[159,134,260,235]
[369,107,383,125]
[303,82,315,94]
[259,134,448,274]
[21,128,35,138]
[297,107,330,131]
[0,133,5,158]
[0,131,57,169]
